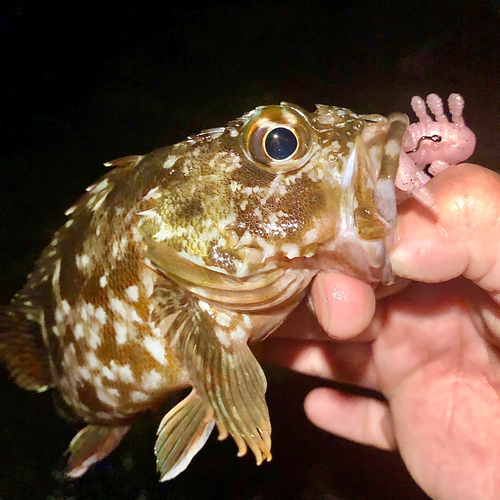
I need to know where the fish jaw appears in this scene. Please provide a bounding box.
[329,111,407,283]
[289,111,409,284]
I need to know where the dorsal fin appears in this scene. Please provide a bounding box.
[104,155,144,169]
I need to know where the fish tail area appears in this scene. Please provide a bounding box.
[0,305,53,391]
[65,424,131,478]
[155,389,215,481]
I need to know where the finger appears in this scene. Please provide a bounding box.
[304,387,396,450]
[374,276,412,299]
[392,164,500,301]
[257,338,379,389]
[309,273,376,340]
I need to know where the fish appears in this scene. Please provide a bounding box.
[0,102,408,481]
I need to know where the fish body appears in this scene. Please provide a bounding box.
[0,102,408,480]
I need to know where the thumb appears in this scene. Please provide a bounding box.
[391,164,500,296]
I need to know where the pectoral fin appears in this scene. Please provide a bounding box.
[185,324,272,464]
[155,389,215,481]
[65,424,130,478]
[151,277,272,470]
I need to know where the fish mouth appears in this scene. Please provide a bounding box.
[350,111,409,283]
[307,112,409,285]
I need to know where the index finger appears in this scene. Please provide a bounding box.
[391,163,500,301]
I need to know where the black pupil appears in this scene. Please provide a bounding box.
[264,127,298,160]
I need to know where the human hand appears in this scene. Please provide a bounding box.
[260,164,500,500]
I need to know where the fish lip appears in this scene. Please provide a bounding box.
[373,112,409,225]
[353,112,409,232]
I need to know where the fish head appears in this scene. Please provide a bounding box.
[235,103,409,283]
[139,102,408,286]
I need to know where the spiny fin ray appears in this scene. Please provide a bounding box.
[104,155,144,169]
[151,277,272,468]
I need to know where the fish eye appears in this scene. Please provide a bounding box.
[241,104,315,173]
[264,127,298,160]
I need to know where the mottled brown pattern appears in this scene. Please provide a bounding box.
[1,101,408,480]
[77,380,113,418]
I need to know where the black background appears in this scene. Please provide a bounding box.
[1,1,499,499]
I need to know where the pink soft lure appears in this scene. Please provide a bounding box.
[396,93,476,207]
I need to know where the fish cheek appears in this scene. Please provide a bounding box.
[175,199,205,222]
[230,162,276,192]
[235,176,328,242]
[280,180,328,232]
[205,242,238,274]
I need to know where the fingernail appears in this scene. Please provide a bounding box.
[390,226,414,278]
[390,246,411,278]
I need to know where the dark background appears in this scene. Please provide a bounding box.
[1,1,499,499]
